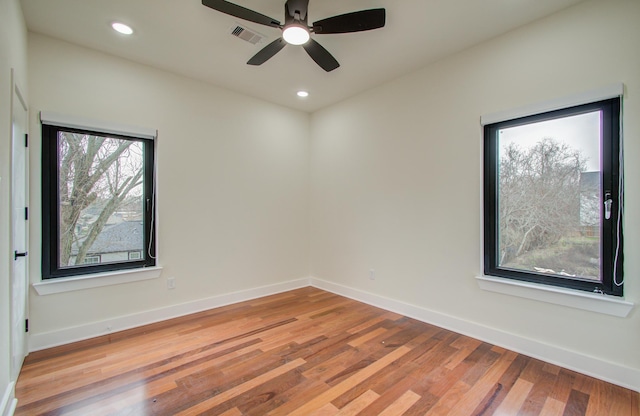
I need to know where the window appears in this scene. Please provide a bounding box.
[42,123,155,279]
[483,98,623,296]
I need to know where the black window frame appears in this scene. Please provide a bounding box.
[42,123,156,279]
[483,97,623,296]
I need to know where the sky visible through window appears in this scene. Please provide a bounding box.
[499,111,601,172]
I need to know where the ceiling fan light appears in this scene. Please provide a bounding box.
[111,22,133,35]
[282,25,310,45]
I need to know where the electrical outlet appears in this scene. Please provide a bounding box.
[167,277,176,289]
[369,269,375,280]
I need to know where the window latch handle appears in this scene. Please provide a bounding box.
[604,192,613,220]
[14,250,28,260]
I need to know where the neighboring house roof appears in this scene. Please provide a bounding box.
[579,171,600,191]
[71,221,143,255]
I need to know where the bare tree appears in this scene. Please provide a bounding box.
[58,133,143,266]
[499,138,586,264]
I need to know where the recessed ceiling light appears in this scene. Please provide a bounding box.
[112,22,133,35]
[297,91,309,98]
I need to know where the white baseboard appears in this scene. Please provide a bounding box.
[29,277,311,352]
[0,382,16,416]
[309,277,640,393]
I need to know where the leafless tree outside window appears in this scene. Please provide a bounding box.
[57,132,144,266]
[498,138,600,280]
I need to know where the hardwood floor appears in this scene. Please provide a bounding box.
[15,287,639,415]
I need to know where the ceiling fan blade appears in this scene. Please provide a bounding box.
[312,9,385,34]
[202,0,281,28]
[247,38,287,66]
[302,39,339,72]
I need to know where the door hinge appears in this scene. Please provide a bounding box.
[25,133,28,148]
[25,319,29,333]
[25,206,29,220]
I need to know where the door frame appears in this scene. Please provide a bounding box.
[9,67,29,381]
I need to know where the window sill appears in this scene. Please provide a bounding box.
[476,275,633,317]
[33,266,163,295]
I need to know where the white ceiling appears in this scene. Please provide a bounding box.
[20,0,586,112]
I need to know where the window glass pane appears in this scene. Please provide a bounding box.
[57,132,145,269]
[497,111,602,282]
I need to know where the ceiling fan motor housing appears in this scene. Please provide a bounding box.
[285,0,309,24]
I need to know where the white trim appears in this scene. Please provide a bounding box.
[0,382,16,416]
[7,401,16,416]
[309,277,640,392]
[480,83,624,125]
[29,277,311,352]
[476,275,634,317]
[32,266,164,295]
[39,111,157,140]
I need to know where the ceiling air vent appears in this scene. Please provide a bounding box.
[229,24,266,45]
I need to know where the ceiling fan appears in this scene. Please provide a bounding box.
[202,0,386,72]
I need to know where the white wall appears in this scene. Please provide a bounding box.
[27,34,310,338]
[310,0,639,387]
[0,0,28,411]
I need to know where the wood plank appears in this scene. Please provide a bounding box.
[550,368,577,405]
[220,408,243,416]
[492,377,534,415]
[247,378,328,415]
[329,332,442,409]
[347,313,401,334]
[402,391,441,416]
[378,390,421,416]
[540,397,567,416]
[519,363,558,415]
[424,379,472,415]
[336,390,380,415]
[175,358,306,415]
[586,383,635,416]
[437,350,518,414]
[285,346,413,416]
[426,338,491,399]
[309,402,339,416]
[347,327,388,347]
[563,389,590,416]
